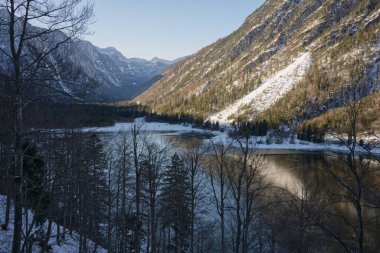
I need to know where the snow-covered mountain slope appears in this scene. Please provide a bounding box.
[135,0,380,123]
[0,9,178,102]
[209,52,313,123]
[0,195,106,253]
[66,41,175,101]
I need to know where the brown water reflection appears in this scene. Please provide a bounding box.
[265,153,380,252]
[161,132,380,251]
[100,130,380,252]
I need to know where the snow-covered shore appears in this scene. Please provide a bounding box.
[84,118,380,156]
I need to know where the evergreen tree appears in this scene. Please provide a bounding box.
[306,125,313,142]
[22,141,48,224]
[160,154,192,253]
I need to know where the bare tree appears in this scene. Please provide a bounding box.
[321,62,380,253]
[130,124,145,253]
[182,140,208,253]
[112,131,133,252]
[0,1,94,252]
[105,147,116,252]
[227,130,270,253]
[209,140,232,253]
[140,139,169,253]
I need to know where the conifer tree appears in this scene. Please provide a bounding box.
[160,154,192,253]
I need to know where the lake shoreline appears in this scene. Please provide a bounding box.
[83,118,380,156]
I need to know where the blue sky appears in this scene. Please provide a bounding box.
[85,1,265,60]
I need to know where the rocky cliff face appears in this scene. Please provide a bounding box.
[135,0,380,123]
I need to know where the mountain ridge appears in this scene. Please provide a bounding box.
[0,8,180,102]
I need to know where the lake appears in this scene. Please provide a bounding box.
[91,120,380,251]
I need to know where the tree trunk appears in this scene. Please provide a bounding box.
[121,140,127,253]
[235,188,242,253]
[107,165,112,251]
[57,220,61,246]
[151,200,157,253]
[133,126,141,253]
[41,218,53,253]
[24,204,29,253]
[12,95,23,253]
[221,185,225,253]
[356,192,364,253]
[5,195,11,228]
[190,160,195,253]
[4,142,11,228]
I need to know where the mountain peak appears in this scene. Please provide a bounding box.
[150,57,171,65]
[98,46,127,60]
[101,46,119,53]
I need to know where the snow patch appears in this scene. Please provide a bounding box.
[208,52,313,123]
[0,196,106,253]
[364,8,380,27]
[188,81,208,97]
[49,55,71,94]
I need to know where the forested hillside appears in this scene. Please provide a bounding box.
[135,0,380,130]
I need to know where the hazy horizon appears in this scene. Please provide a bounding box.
[84,0,265,60]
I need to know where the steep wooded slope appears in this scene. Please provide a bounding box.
[135,0,380,124]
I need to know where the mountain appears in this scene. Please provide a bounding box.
[134,0,380,126]
[65,42,176,101]
[0,9,177,102]
[150,57,188,65]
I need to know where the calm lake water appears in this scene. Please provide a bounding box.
[161,130,380,237]
[98,128,379,199]
[96,125,380,251]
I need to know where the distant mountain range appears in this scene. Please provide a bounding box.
[134,0,380,127]
[64,42,184,101]
[0,8,183,102]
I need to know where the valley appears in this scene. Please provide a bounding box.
[1,0,380,252]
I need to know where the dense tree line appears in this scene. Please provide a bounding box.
[229,121,269,138]
[297,123,326,143]
[17,101,224,131]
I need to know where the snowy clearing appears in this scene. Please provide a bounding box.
[208,52,313,123]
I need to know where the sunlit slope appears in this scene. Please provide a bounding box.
[135,0,380,124]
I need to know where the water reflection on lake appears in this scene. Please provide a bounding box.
[161,131,379,238]
[97,128,380,250]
